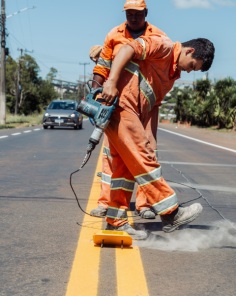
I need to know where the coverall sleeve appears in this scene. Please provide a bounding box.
[93,29,115,79]
[127,35,174,61]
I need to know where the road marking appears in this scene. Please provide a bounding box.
[0,127,42,139]
[116,224,149,296]
[66,147,103,296]
[160,161,236,167]
[12,133,21,136]
[159,127,236,153]
[66,146,149,295]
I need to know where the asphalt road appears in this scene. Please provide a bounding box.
[0,120,236,296]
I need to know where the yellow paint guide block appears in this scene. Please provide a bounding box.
[93,230,132,248]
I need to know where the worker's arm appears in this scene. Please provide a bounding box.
[102,44,135,104]
[92,74,105,88]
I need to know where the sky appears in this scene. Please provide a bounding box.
[5,0,236,84]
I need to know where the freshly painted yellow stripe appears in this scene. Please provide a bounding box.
[116,212,150,296]
[66,146,103,296]
[66,144,149,295]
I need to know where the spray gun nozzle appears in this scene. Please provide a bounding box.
[87,142,96,153]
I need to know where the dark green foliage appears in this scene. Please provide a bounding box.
[172,77,236,129]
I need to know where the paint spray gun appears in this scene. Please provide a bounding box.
[77,88,117,153]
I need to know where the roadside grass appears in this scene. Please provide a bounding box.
[0,114,43,129]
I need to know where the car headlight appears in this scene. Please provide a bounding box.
[70,113,76,118]
[44,112,49,117]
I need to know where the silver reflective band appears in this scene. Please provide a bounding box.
[106,207,128,219]
[152,193,178,215]
[111,178,135,192]
[101,173,111,185]
[135,167,162,186]
[103,146,111,158]
[97,57,111,70]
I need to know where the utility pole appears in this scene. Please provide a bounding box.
[79,62,89,98]
[0,0,6,124]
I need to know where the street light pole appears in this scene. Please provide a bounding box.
[0,0,6,124]
[79,62,89,98]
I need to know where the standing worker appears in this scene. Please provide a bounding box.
[90,0,166,219]
[101,35,215,239]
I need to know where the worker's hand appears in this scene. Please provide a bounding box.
[102,79,119,105]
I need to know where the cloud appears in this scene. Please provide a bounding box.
[173,0,236,9]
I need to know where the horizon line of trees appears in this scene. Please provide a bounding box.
[6,53,84,116]
[5,53,236,130]
[168,77,236,130]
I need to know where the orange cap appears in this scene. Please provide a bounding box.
[123,0,147,11]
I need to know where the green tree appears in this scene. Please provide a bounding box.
[6,54,58,115]
[46,67,58,82]
[191,78,215,126]
[6,55,18,113]
[214,78,236,129]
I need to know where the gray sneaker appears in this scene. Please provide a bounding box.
[161,203,203,233]
[135,208,156,219]
[106,223,148,240]
[90,205,107,217]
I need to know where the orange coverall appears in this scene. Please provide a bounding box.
[93,21,166,211]
[103,35,182,227]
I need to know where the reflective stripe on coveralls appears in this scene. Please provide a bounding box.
[102,144,159,184]
[96,57,111,70]
[111,178,135,192]
[125,61,156,111]
[101,173,111,185]
[106,207,128,220]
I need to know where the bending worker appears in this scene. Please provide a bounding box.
[100,36,215,239]
[90,0,166,219]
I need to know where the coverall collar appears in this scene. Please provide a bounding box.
[117,21,153,37]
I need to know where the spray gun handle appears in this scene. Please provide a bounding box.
[91,87,119,105]
[91,87,103,99]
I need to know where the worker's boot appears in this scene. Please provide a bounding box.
[90,205,107,217]
[160,203,203,233]
[135,208,156,219]
[106,223,148,240]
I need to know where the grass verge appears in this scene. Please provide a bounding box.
[0,114,43,129]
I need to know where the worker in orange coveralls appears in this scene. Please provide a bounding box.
[90,0,166,220]
[100,35,215,239]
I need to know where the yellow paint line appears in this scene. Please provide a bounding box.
[66,146,103,296]
[66,144,149,295]
[116,213,149,296]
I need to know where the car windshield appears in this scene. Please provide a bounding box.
[48,102,76,110]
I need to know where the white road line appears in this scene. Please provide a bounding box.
[159,127,236,154]
[0,127,41,139]
[160,161,236,167]
[168,182,236,193]
[12,133,22,136]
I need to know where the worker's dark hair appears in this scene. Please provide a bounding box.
[181,38,215,72]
